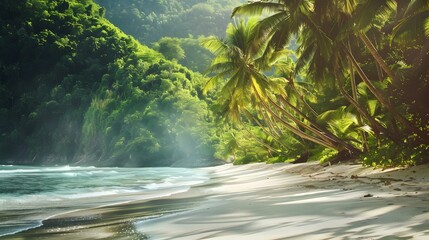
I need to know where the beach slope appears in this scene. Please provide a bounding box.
[136,163,429,240]
[5,163,429,240]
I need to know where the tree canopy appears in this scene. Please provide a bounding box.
[0,0,226,166]
[203,0,429,166]
[1,0,427,167]
[94,0,246,72]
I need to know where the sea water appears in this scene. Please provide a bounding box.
[0,165,209,237]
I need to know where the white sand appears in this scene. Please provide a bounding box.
[135,162,429,240]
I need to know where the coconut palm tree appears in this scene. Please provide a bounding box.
[352,0,429,142]
[232,0,428,144]
[201,18,277,122]
[202,18,359,153]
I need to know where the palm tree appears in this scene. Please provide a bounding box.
[232,0,428,144]
[201,18,275,122]
[352,0,429,142]
[202,18,358,153]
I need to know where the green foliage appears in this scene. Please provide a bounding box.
[203,0,429,167]
[2,0,428,168]
[94,0,245,43]
[317,106,363,146]
[308,147,338,164]
[153,37,185,61]
[93,0,245,72]
[79,55,222,166]
[0,0,224,166]
[362,141,429,168]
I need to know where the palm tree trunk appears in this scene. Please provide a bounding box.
[348,44,369,152]
[334,70,399,142]
[257,107,285,138]
[343,43,429,142]
[267,96,339,146]
[288,79,319,117]
[277,95,323,131]
[345,45,401,132]
[343,44,393,110]
[276,95,359,153]
[271,95,360,153]
[375,59,384,82]
[359,33,396,82]
[243,109,290,151]
[251,84,339,150]
[241,123,285,155]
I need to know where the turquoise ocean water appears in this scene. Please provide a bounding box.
[0,165,209,237]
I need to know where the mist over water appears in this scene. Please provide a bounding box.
[0,165,209,237]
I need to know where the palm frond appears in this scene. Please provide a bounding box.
[356,125,374,135]
[403,0,429,17]
[268,49,293,65]
[218,68,242,99]
[256,11,289,35]
[393,9,429,40]
[267,77,288,96]
[200,36,229,55]
[317,106,347,123]
[328,116,357,135]
[295,39,316,74]
[203,75,222,94]
[426,17,429,37]
[354,0,396,29]
[203,67,236,94]
[367,99,378,116]
[357,82,368,96]
[232,2,284,17]
[340,0,358,15]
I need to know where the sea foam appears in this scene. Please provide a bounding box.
[0,165,209,237]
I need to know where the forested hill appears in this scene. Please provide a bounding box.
[94,0,246,72]
[0,0,225,167]
[94,0,245,43]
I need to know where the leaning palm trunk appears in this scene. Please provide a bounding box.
[343,44,428,143]
[288,79,319,117]
[241,120,286,155]
[359,33,396,83]
[280,96,358,153]
[278,95,323,131]
[343,44,393,109]
[251,84,340,150]
[334,70,399,142]
[275,95,359,153]
[358,35,429,143]
[243,109,291,152]
[267,96,343,147]
[257,104,288,138]
[348,54,369,152]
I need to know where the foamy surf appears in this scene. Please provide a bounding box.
[0,165,209,237]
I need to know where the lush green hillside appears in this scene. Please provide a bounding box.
[0,0,224,166]
[95,0,245,43]
[94,0,246,72]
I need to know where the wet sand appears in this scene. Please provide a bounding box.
[2,184,213,240]
[3,162,429,239]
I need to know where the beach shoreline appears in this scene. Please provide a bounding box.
[137,162,429,240]
[3,162,429,239]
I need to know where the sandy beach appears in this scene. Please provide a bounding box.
[4,162,429,240]
[135,163,429,240]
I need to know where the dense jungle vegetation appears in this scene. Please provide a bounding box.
[203,0,429,166]
[0,0,229,166]
[0,0,428,167]
[94,0,246,72]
